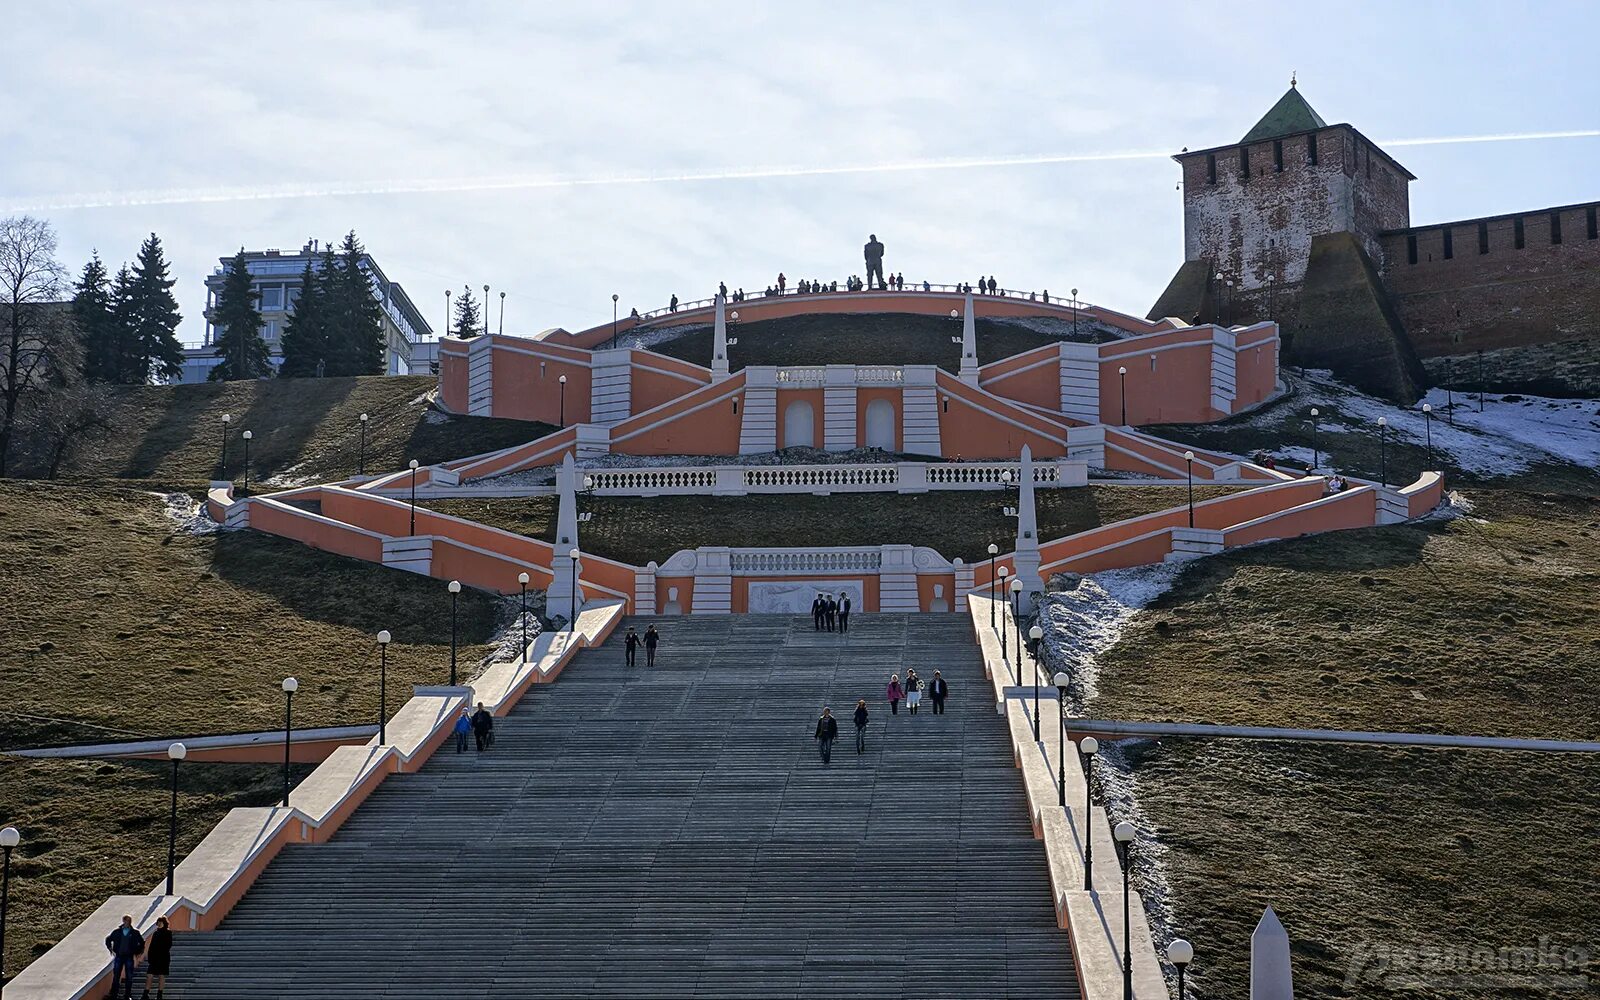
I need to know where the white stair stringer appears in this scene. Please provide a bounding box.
[382,535,433,576]
[823,384,858,452]
[901,367,942,455]
[1210,329,1238,415]
[878,572,920,612]
[738,387,778,454]
[466,337,494,417]
[590,351,633,426]
[1059,344,1100,424]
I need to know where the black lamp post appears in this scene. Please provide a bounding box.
[1029,624,1043,741]
[219,412,231,478]
[408,459,419,535]
[1118,366,1127,425]
[1052,671,1070,806]
[377,630,391,744]
[1080,737,1099,889]
[986,543,999,629]
[447,580,461,686]
[357,412,369,476]
[1115,821,1137,1000]
[1183,450,1196,527]
[1309,407,1320,470]
[568,549,581,632]
[281,677,298,807]
[165,742,186,896]
[1071,287,1079,337]
[0,825,17,982]
[997,567,1010,661]
[499,291,506,335]
[444,288,451,338]
[1422,403,1434,467]
[241,429,253,497]
[558,374,568,427]
[611,293,619,349]
[1377,417,1389,488]
[1168,939,1194,1000]
[518,572,530,656]
[483,285,490,336]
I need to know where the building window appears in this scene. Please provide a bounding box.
[1206,153,1216,184]
[259,285,284,311]
[1238,148,1249,179]
[1442,228,1453,260]
[1273,140,1284,172]
[1478,222,1489,255]
[1407,233,1418,265]
[1550,212,1562,244]
[1514,218,1525,249]
[1588,206,1598,240]
[1307,133,1318,165]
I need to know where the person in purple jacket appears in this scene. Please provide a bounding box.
[886,673,904,715]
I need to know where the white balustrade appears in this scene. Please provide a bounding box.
[586,468,717,492]
[729,549,884,573]
[743,465,899,489]
[855,366,905,384]
[774,366,827,383]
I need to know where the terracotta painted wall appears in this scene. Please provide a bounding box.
[439,350,468,412]
[1223,486,1377,547]
[654,576,695,613]
[916,572,958,612]
[937,385,1068,460]
[610,381,745,456]
[980,348,1063,412]
[630,354,711,415]
[490,344,592,424]
[774,387,827,448]
[1100,343,1216,424]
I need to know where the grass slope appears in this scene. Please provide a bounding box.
[423,485,1243,566]
[645,312,1104,373]
[51,375,552,488]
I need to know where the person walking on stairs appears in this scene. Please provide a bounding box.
[853,699,869,754]
[838,592,851,633]
[454,707,471,753]
[812,594,824,631]
[471,702,494,752]
[624,626,640,667]
[886,673,904,715]
[930,670,949,714]
[105,914,145,1000]
[815,707,839,765]
[905,669,923,714]
[644,624,660,666]
[140,915,173,1000]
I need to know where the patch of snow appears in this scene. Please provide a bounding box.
[157,492,235,535]
[1037,562,1184,711]
[423,409,450,425]
[1091,741,1184,989]
[466,591,549,681]
[616,322,704,352]
[1416,388,1600,471]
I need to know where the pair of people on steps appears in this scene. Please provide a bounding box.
[810,702,872,764]
[623,624,660,667]
[106,913,173,999]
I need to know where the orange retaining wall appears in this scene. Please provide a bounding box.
[1221,486,1378,547]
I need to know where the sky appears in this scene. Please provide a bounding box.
[2,2,1597,347]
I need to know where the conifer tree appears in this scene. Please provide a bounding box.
[208,250,271,381]
[125,233,184,383]
[451,285,481,339]
[72,253,120,383]
[326,231,385,376]
[278,259,328,378]
[108,264,143,384]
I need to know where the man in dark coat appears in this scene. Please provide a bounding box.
[825,596,837,632]
[471,702,494,752]
[812,595,824,631]
[864,234,886,290]
[105,914,145,999]
[930,670,950,714]
[644,624,660,667]
[838,593,852,633]
[814,707,839,765]
[624,627,640,667]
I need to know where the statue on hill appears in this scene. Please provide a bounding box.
[863,234,886,290]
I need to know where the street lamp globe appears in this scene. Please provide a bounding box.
[1010,578,1023,594]
[1118,366,1126,375]
[1052,671,1070,688]
[1183,450,1195,462]
[1081,736,1100,755]
[282,677,298,694]
[949,309,959,319]
[360,412,369,424]
[1167,939,1194,966]
[377,630,391,645]
[447,580,461,595]
[221,413,231,425]
[1030,626,1043,641]
[1377,416,1387,428]
[997,566,1009,580]
[1113,821,1136,844]
[1000,470,1013,484]
[0,826,18,848]
[568,548,580,560]
[1423,403,1432,413]
[558,374,567,384]
[1310,407,1319,417]
[168,742,187,761]
[730,311,739,322]
[409,459,419,470]
[987,543,999,555]
[517,572,529,585]
[242,430,253,441]
[583,475,595,489]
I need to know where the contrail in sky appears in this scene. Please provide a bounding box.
[6,129,1597,213]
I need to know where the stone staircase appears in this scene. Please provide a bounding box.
[164,614,1079,998]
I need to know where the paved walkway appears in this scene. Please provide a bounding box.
[166,614,1078,998]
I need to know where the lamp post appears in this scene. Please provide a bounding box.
[447,580,461,686]
[568,548,580,631]
[219,412,231,478]
[1029,624,1043,741]
[1071,287,1080,337]
[1309,407,1320,470]
[1422,403,1434,467]
[1183,450,1196,527]
[1377,416,1389,487]
[986,543,999,629]
[165,742,186,896]
[0,825,18,983]
[444,289,451,337]
[1080,737,1099,889]
[358,412,369,476]
[517,572,530,656]
[377,630,391,744]
[1115,820,1137,1000]
[499,291,506,335]
[558,374,567,427]
[611,293,619,349]
[408,459,420,535]
[241,429,253,496]
[1168,939,1194,1000]
[1010,576,1024,702]
[1118,366,1127,425]
[1265,273,1276,317]
[997,566,1010,661]
[483,285,491,336]
[280,677,298,807]
[1052,671,1070,806]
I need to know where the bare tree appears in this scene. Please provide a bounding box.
[15,381,115,478]
[0,216,78,475]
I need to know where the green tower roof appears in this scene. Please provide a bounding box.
[1241,85,1327,143]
